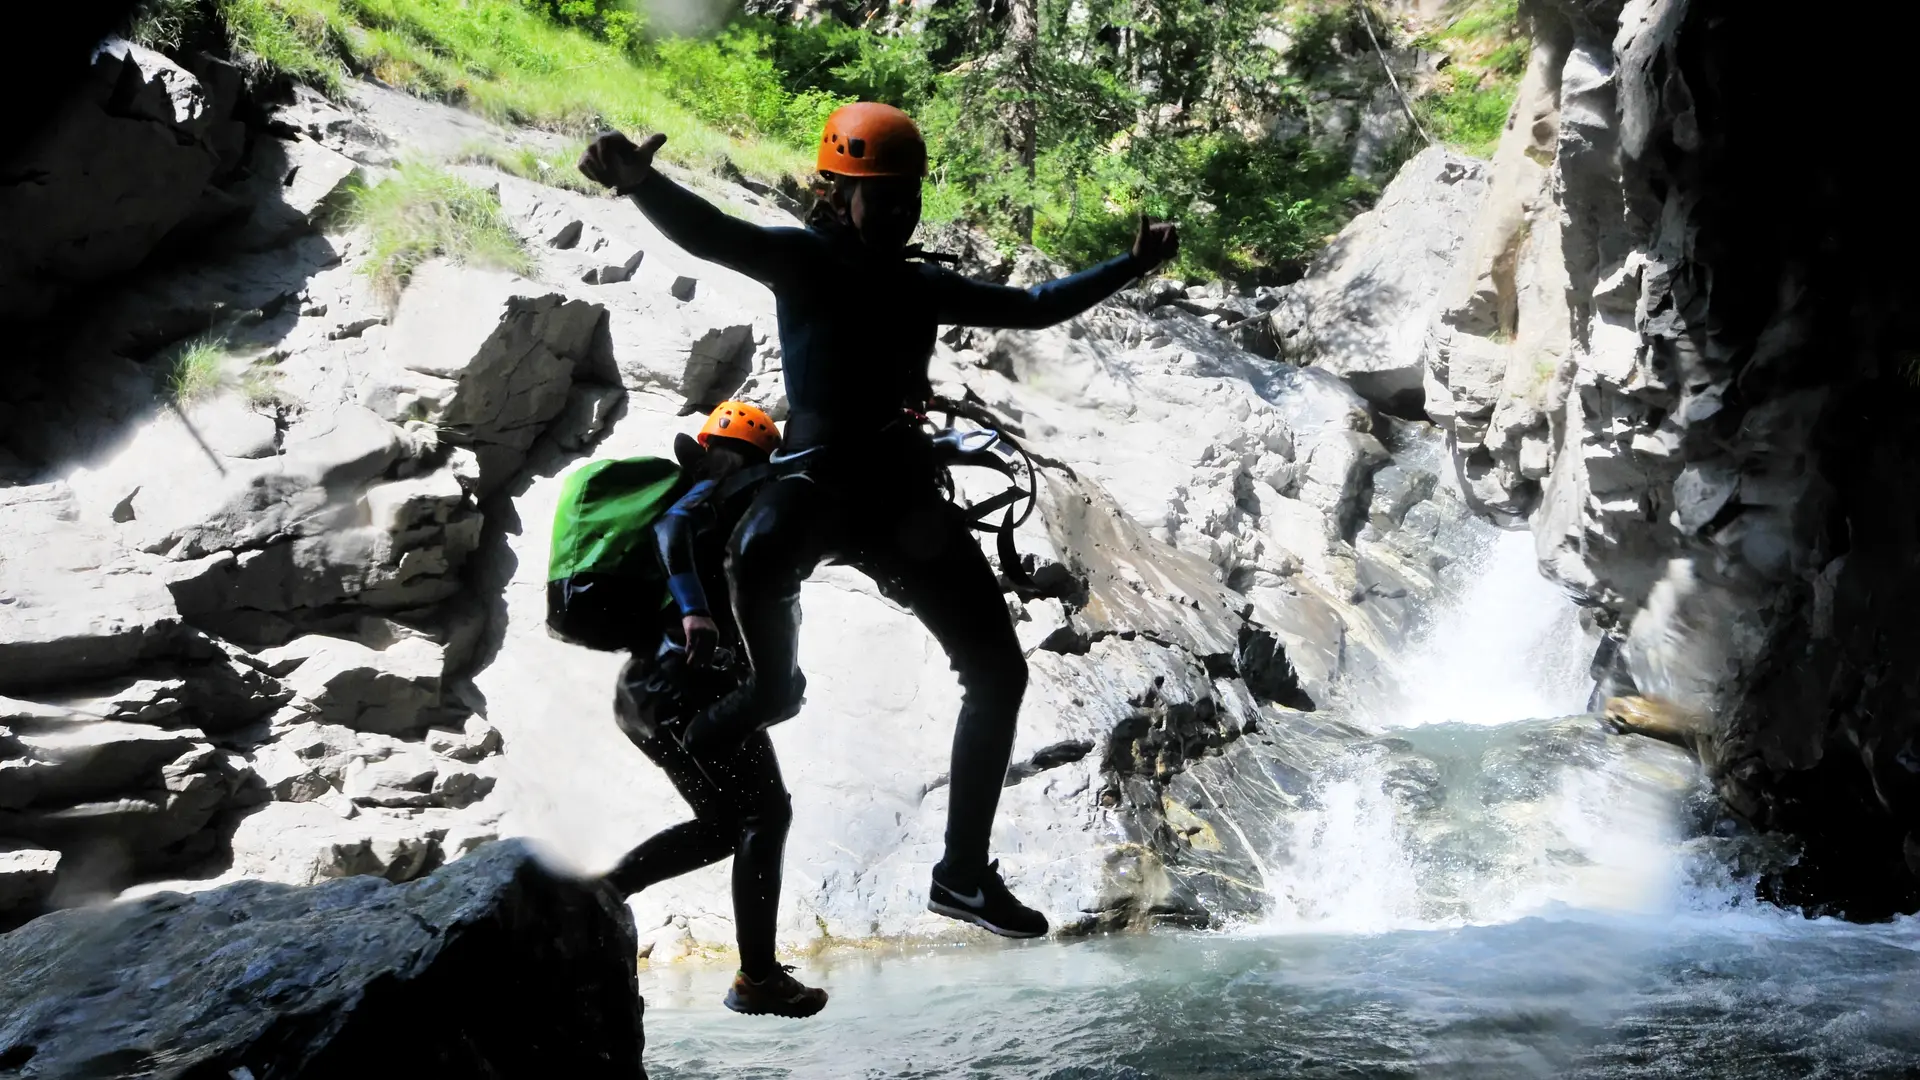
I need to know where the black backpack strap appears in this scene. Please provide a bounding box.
[714,462,775,502]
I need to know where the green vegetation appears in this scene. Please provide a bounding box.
[135,0,1521,282]
[134,0,812,180]
[342,162,534,299]
[134,0,343,91]
[165,336,232,404]
[455,141,600,194]
[1412,0,1527,157]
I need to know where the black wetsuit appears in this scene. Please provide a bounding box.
[606,466,789,979]
[624,172,1148,884]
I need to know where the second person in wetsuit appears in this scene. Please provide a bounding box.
[606,401,826,1017]
[579,103,1178,939]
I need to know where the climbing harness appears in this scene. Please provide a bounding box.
[918,399,1043,595]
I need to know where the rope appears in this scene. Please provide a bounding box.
[1353,0,1433,148]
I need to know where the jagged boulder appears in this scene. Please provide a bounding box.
[0,840,647,1079]
[0,40,230,323]
[1270,145,1489,416]
[0,842,60,926]
[369,260,610,496]
[0,486,188,694]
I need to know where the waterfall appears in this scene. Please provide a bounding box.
[1257,519,1717,932]
[1367,527,1598,730]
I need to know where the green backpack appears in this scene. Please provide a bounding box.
[546,456,690,651]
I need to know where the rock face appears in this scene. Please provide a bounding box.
[1,50,1489,949]
[1404,0,1920,917]
[0,86,616,917]
[1271,145,1490,416]
[0,39,357,325]
[0,840,647,1079]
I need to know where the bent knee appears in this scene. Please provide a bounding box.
[741,792,794,835]
[957,646,1027,704]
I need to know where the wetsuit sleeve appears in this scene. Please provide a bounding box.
[623,172,803,286]
[654,480,718,617]
[927,252,1149,329]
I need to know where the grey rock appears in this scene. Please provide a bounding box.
[1671,460,1739,534]
[226,134,361,251]
[678,323,754,411]
[426,715,503,764]
[0,40,226,321]
[550,384,626,452]
[547,218,585,249]
[225,800,437,886]
[0,841,60,923]
[583,249,644,285]
[0,490,188,695]
[1273,147,1489,415]
[379,260,607,496]
[0,723,201,811]
[269,630,447,737]
[670,275,697,302]
[0,840,646,1079]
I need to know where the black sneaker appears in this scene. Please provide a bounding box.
[723,965,829,1018]
[928,860,1049,938]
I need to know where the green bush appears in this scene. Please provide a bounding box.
[1416,80,1517,159]
[343,162,535,299]
[155,0,1523,283]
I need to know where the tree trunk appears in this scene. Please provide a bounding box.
[1005,0,1039,240]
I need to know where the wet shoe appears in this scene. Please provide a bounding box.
[928,860,1049,938]
[723,965,829,1018]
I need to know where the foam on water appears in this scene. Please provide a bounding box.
[1258,515,1716,933]
[1371,527,1598,729]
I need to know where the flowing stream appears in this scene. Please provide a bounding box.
[638,518,1920,1078]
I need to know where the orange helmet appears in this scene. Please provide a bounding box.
[816,102,927,179]
[698,400,780,454]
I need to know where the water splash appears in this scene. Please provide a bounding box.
[1370,528,1597,730]
[1259,723,1711,932]
[1257,511,1719,933]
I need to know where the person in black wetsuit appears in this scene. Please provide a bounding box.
[579,102,1178,939]
[605,401,828,1018]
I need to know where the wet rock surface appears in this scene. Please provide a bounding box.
[1300,0,1920,917]
[0,840,646,1079]
[2,26,1565,955]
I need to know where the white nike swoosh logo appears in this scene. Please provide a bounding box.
[947,885,986,907]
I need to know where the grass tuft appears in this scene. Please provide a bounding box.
[1409,0,1527,159]
[240,360,290,407]
[220,0,345,92]
[344,161,535,300]
[455,141,601,195]
[166,336,232,405]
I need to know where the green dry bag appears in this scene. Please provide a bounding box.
[546,456,689,651]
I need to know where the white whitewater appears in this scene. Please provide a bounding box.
[1370,526,1598,731]
[638,507,1920,1080]
[1261,516,1709,932]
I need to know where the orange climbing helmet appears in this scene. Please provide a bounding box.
[698,400,780,455]
[816,102,927,179]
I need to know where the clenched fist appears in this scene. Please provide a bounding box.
[578,130,667,192]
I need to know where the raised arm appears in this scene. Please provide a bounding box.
[930,252,1147,330]
[579,131,801,285]
[930,214,1180,330]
